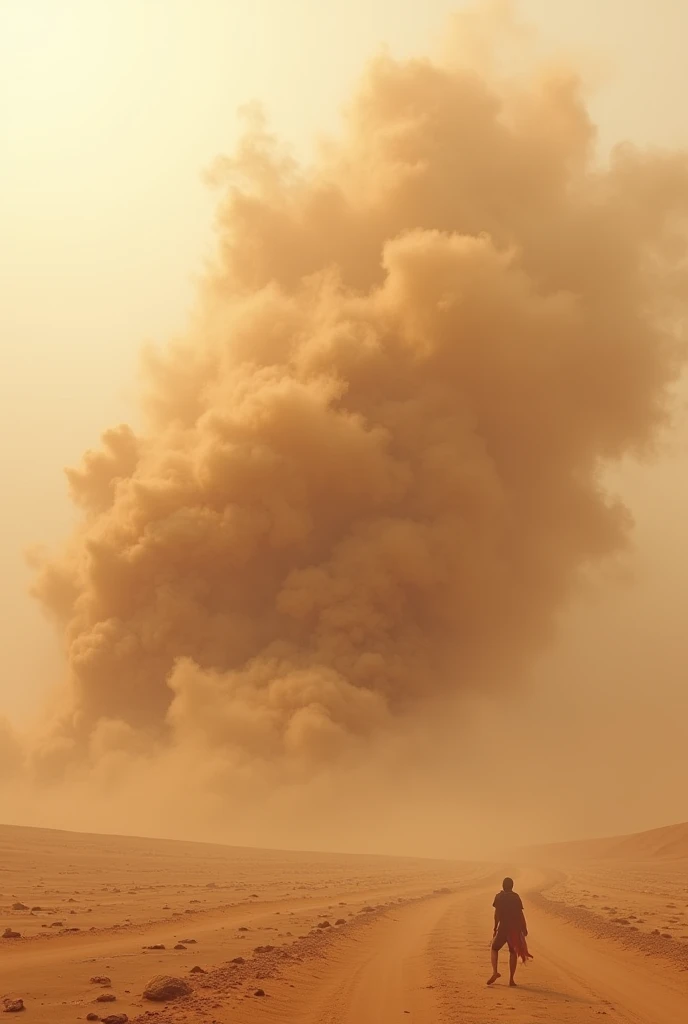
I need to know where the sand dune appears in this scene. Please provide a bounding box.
[527,820,688,862]
[2,822,688,1022]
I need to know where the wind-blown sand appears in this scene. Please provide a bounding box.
[2,823,688,1022]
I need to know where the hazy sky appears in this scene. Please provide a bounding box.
[3,0,688,847]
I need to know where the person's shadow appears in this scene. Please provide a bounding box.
[490,982,591,1004]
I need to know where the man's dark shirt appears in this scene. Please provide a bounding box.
[493,890,524,929]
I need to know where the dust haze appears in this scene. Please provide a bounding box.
[3,11,688,857]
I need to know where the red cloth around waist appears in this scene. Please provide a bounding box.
[508,929,533,963]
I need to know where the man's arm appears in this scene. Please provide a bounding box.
[493,908,500,933]
[520,909,528,936]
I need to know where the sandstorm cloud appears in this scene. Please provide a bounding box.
[28,30,688,783]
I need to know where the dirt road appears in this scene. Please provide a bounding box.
[3,861,687,1022]
[226,873,688,1024]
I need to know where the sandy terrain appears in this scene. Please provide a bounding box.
[2,823,688,1023]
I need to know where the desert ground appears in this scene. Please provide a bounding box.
[2,823,688,1023]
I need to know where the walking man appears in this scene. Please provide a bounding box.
[487,876,532,986]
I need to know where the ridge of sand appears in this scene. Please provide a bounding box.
[524,820,688,863]
[0,821,460,866]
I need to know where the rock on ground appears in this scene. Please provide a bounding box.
[2,999,24,1013]
[142,975,192,1001]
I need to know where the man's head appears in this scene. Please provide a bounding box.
[502,877,514,891]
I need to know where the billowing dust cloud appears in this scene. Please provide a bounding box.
[11,30,688,843]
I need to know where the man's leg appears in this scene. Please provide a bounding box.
[487,943,501,985]
[509,949,517,986]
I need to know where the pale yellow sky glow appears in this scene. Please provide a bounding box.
[3,1,688,847]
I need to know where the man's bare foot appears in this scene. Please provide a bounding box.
[509,979,517,987]
[486,972,501,986]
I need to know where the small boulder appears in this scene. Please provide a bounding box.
[180,938,197,944]
[86,1015,99,1021]
[11,903,28,912]
[335,918,346,926]
[50,921,63,927]
[102,1016,129,1024]
[142,975,192,1001]
[30,906,42,912]
[189,966,206,974]
[254,989,265,997]
[2,999,24,1013]
[173,943,186,950]
[2,929,20,939]
[96,993,116,1002]
[90,976,111,986]
[230,956,245,964]
[146,944,165,950]
[317,921,331,929]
